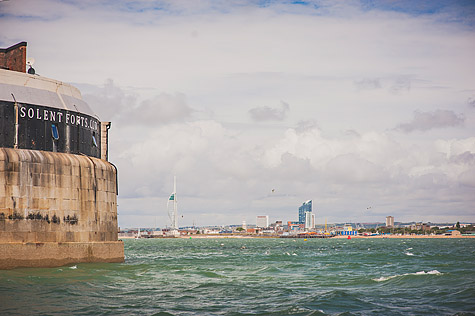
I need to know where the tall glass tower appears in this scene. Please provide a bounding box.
[298,200,312,224]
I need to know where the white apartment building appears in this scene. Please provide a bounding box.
[386,216,394,227]
[256,215,269,228]
[305,212,315,230]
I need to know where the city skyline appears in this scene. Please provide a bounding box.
[1,0,475,227]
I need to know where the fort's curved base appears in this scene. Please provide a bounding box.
[1,148,124,269]
[0,241,124,269]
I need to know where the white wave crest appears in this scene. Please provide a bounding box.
[373,275,398,282]
[420,270,441,275]
[373,270,442,282]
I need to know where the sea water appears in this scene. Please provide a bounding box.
[1,238,474,315]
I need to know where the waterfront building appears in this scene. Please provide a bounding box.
[256,215,269,228]
[338,224,357,236]
[305,212,315,230]
[299,200,312,224]
[287,221,302,231]
[408,222,430,231]
[270,220,283,231]
[386,216,394,227]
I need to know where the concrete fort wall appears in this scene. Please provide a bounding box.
[0,148,123,269]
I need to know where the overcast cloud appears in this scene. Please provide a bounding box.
[396,110,465,132]
[1,0,474,227]
[468,98,475,108]
[249,101,290,121]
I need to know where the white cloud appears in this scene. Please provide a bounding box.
[468,97,475,108]
[82,80,192,125]
[109,113,475,225]
[325,153,386,184]
[119,93,192,126]
[110,120,475,226]
[2,0,475,225]
[354,78,381,90]
[81,79,137,121]
[458,169,475,187]
[396,110,465,132]
[249,101,290,121]
[388,76,412,94]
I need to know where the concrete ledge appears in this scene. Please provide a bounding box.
[0,241,124,269]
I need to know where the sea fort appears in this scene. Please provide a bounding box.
[0,42,123,269]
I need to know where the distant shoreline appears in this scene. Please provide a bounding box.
[333,234,475,239]
[184,235,475,239]
[122,234,475,239]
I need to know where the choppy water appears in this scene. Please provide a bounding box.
[1,238,475,315]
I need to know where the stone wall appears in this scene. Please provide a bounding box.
[0,148,124,268]
[0,242,124,269]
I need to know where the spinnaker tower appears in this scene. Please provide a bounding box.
[167,176,178,231]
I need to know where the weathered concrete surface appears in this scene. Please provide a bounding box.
[0,148,124,268]
[0,241,124,269]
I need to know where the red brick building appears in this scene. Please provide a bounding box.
[0,42,27,73]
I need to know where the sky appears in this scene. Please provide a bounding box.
[1,0,475,228]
